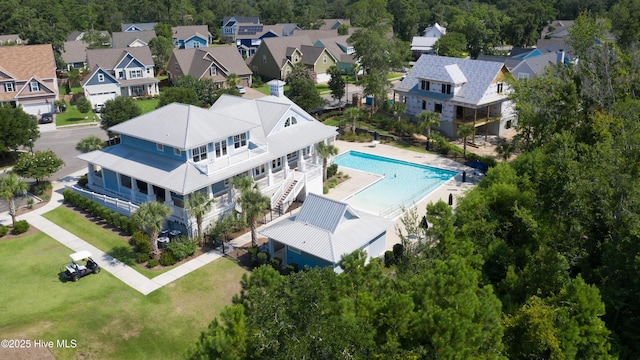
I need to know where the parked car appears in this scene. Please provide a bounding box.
[93,103,105,113]
[39,113,53,124]
[61,251,100,282]
[235,85,246,94]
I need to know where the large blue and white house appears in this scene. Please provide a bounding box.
[394,54,515,139]
[259,193,393,273]
[82,47,158,109]
[75,81,338,235]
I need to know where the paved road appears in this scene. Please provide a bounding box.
[0,124,107,213]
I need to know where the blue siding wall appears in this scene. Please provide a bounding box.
[103,169,119,192]
[84,70,118,86]
[120,135,186,160]
[286,247,332,269]
[184,37,207,49]
[211,180,227,194]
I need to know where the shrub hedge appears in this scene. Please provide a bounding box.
[63,189,136,235]
[13,220,29,234]
[0,225,9,237]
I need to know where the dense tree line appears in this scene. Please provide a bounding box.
[188,12,640,359]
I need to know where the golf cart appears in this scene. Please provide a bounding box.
[62,251,100,282]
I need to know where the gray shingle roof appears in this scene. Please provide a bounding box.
[86,46,154,70]
[172,25,210,42]
[395,54,508,106]
[259,193,393,263]
[111,31,156,48]
[172,46,252,79]
[61,40,88,64]
[121,23,157,32]
[259,36,314,68]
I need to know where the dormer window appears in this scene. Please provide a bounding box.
[215,141,228,157]
[130,69,142,78]
[210,66,217,76]
[157,143,164,151]
[193,42,200,48]
[192,145,208,162]
[174,148,181,156]
[98,74,104,82]
[4,83,14,92]
[421,80,430,91]
[30,81,40,92]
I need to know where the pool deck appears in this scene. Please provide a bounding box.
[327,140,479,250]
[229,140,481,252]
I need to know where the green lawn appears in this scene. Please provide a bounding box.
[43,206,169,278]
[0,232,247,359]
[55,104,98,127]
[135,98,159,114]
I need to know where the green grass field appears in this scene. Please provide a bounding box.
[0,231,248,359]
[43,207,169,278]
[55,105,98,127]
[134,98,159,114]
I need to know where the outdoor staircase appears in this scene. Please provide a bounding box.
[274,180,298,214]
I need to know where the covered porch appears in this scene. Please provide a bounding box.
[453,101,504,142]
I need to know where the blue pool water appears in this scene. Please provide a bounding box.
[333,151,457,217]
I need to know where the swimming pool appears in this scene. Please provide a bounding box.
[333,151,457,218]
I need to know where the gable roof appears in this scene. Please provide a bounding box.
[172,25,211,41]
[172,46,252,78]
[276,23,301,36]
[512,51,561,77]
[411,36,439,50]
[111,31,156,48]
[300,45,334,65]
[258,36,314,67]
[396,54,508,106]
[476,55,523,72]
[317,19,350,30]
[86,46,154,70]
[0,44,56,80]
[315,35,356,63]
[61,40,89,64]
[0,34,25,44]
[424,22,446,36]
[541,20,574,39]
[121,23,157,32]
[259,193,393,264]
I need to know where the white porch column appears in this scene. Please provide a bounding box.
[164,188,173,205]
[283,156,289,178]
[87,164,95,185]
[207,184,213,199]
[267,163,274,186]
[297,149,305,171]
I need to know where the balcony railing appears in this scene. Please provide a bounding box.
[193,143,269,175]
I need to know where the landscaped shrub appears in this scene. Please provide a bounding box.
[147,258,159,268]
[159,251,177,266]
[137,252,150,263]
[323,185,329,194]
[327,163,338,178]
[327,178,338,189]
[166,237,197,261]
[384,250,395,267]
[131,231,152,254]
[77,174,89,188]
[63,189,133,235]
[0,225,8,237]
[76,97,91,113]
[256,251,269,267]
[13,220,29,234]
[271,257,283,271]
[393,243,404,261]
[286,263,299,274]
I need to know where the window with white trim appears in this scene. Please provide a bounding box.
[323,55,327,63]
[303,146,311,157]
[518,73,529,79]
[272,157,282,169]
[192,145,208,162]
[210,66,217,76]
[194,42,200,48]
[173,148,181,156]
[215,141,227,157]
[30,81,39,92]
[286,151,298,161]
[98,74,105,82]
[254,164,266,176]
[421,80,430,91]
[157,143,164,151]
[130,69,142,78]
[4,83,14,92]
[284,116,298,127]
[233,133,247,148]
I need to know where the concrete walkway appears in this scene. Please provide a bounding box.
[1,140,480,295]
[0,172,224,295]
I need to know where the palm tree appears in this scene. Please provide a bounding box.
[0,173,29,226]
[345,106,360,132]
[233,176,269,247]
[316,142,339,181]
[75,135,105,153]
[416,111,441,151]
[185,190,214,244]
[132,201,171,254]
[392,101,407,122]
[226,73,240,88]
[457,124,475,160]
[495,140,517,161]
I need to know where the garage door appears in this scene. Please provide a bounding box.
[21,102,53,116]
[89,92,117,107]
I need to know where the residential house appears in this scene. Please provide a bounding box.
[250,35,338,83]
[0,34,25,46]
[313,35,357,74]
[541,20,574,40]
[235,24,283,58]
[82,47,158,108]
[75,81,338,236]
[394,54,515,138]
[61,40,89,71]
[259,193,393,273]
[510,51,566,79]
[111,31,156,48]
[172,25,212,49]
[276,23,301,36]
[221,16,260,43]
[166,46,252,87]
[411,23,446,59]
[0,44,58,116]
[122,23,158,32]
